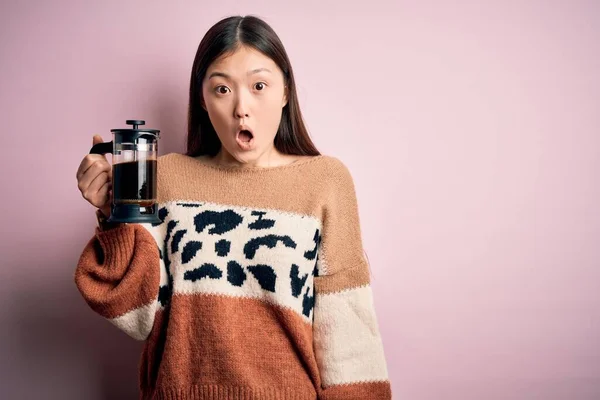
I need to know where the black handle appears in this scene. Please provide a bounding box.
[90,141,113,155]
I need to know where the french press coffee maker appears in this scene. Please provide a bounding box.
[90,120,161,224]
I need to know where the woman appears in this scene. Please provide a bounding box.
[75,15,391,399]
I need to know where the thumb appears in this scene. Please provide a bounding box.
[92,134,109,160]
[92,134,104,146]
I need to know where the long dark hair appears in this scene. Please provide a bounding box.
[186,15,320,157]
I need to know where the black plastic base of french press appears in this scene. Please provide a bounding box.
[107,203,162,224]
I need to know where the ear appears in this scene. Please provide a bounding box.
[282,85,289,108]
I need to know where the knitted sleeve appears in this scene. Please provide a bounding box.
[313,159,392,399]
[74,222,162,341]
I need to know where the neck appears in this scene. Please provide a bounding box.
[212,146,291,169]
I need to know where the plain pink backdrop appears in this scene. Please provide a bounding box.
[1,0,599,399]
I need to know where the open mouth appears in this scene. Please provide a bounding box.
[238,129,253,143]
[236,127,255,150]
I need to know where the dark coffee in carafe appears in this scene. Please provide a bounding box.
[112,160,157,207]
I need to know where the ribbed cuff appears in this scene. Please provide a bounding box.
[95,223,136,272]
[151,385,316,400]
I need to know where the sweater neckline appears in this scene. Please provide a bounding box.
[186,154,325,173]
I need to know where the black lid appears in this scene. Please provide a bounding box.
[111,120,160,136]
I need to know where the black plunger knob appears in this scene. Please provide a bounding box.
[126,120,145,129]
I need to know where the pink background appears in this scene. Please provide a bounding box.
[1,0,599,399]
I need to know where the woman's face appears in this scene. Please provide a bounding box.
[202,45,288,164]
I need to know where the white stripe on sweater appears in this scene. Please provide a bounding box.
[109,300,158,341]
[313,285,389,387]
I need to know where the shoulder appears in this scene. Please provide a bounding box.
[311,155,356,188]
[157,152,182,166]
[156,152,197,175]
[155,153,195,192]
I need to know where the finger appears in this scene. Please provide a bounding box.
[78,156,111,185]
[76,154,108,181]
[78,164,109,194]
[82,174,110,207]
[101,185,113,212]
[87,170,110,195]
[78,165,109,193]
[96,181,111,204]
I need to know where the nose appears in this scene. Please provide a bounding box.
[234,92,250,119]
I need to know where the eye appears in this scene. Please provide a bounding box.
[254,82,267,91]
[215,85,230,95]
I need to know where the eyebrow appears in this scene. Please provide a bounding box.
[208,68,272,80]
